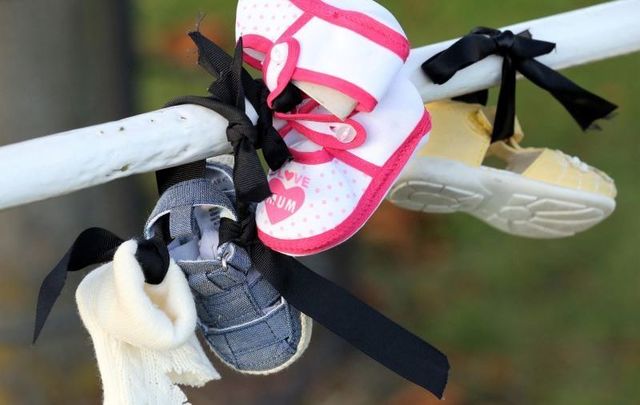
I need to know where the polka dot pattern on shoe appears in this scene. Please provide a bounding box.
[236,0,304,44]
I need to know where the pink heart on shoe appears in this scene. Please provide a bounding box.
[284,170,295,181]
[265,179,305,224]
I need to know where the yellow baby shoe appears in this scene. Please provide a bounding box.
[388,100,617,238]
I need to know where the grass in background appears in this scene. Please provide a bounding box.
[133,1,640,403]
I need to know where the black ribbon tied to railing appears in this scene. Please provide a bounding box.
[422,27,618,142]
[218,214,450,399]
[162,32,299,204]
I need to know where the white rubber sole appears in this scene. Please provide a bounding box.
[209,312,313,376]
[388,157,616,239]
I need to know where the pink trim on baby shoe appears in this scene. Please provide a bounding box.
[239,0,408,113]
[275,99,382,177]
[265,39,302,107]
[278,112,367,151]
[258,110,431,256]
[328,149,379,178]
[291,120,366,151]
[289,0,410,60]
[286,144,380,177]
[261,12,315,104]
[291,69,378,113]
[275,101,375,171]
[280,12,315,42]
[240,34,273,69]
[289,148,334,165]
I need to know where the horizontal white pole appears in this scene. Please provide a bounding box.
[405,0,640,101]
[0,105,232,209]
[0,0,639,211]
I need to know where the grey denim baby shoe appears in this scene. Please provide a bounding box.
[145,158,312,374]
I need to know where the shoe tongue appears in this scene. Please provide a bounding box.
[194,207,220,260]
[168,238,200,262]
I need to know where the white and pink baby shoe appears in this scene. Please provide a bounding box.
[255,77,430,256]
[236,0,410,117]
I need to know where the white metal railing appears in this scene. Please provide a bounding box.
[0,0,638,211]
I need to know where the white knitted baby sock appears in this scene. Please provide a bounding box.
[76,240,220,405]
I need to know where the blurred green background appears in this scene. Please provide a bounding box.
[0,0,638,404]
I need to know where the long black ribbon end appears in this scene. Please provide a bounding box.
[33,228,123,344]
[33,254,70,344]
[220,216,450,398]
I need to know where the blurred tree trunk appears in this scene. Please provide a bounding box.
[0,1,142,403]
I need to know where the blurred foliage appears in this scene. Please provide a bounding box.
[0,0,636,404]
[130,1,640,404]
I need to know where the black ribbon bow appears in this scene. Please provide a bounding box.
[33,229,170,343]
[189,31,302,163]
[218,215,450,399]
[162,32,299,203]
[423,27,618,142]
